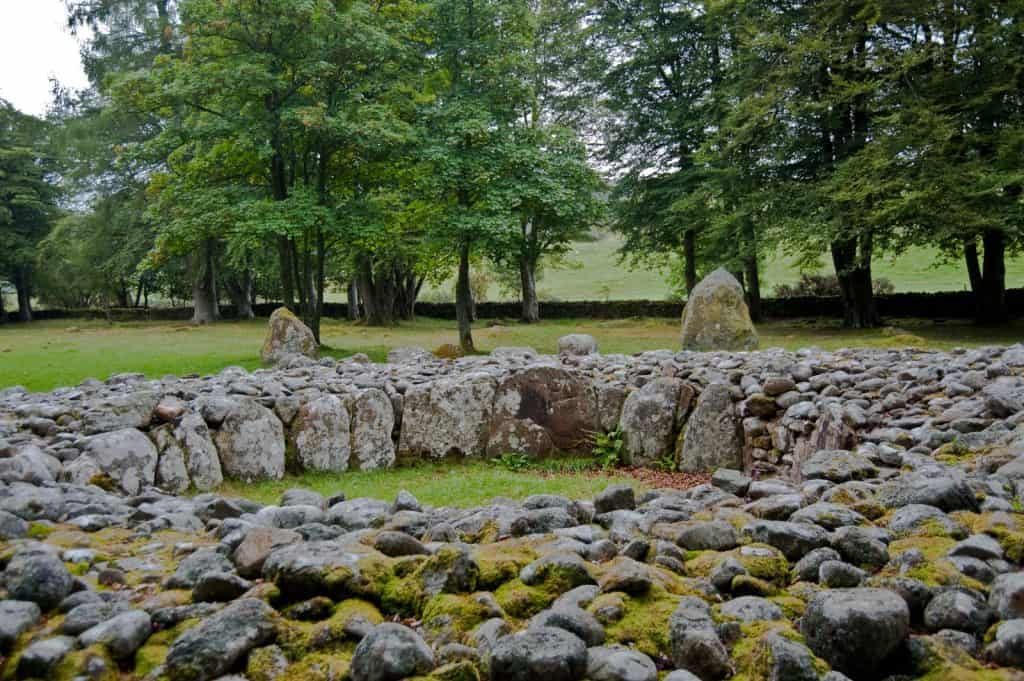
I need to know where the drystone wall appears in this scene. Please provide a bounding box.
[4,343,1024,493]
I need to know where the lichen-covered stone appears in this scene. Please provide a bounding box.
[261,307,317,364]
[680,268,758,351]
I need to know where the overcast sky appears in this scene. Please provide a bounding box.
[0,0,90,117]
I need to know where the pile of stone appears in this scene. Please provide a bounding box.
[3,337,1024,491]
[2,424,1024,681]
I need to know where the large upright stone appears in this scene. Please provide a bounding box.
[487,366,599,458]
[619,378,693,466]
[352,388,396,471]
[291,394,351,472]
[680,383,743,473]
[213,398,286,481]
[680,268,758,351]
[398,373,497,459]
[260,307,317,364]
[63,427,158,495]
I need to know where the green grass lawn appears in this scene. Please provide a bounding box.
[219,460,639,508]
[407,237,1024,302]
[3,316,1023,393]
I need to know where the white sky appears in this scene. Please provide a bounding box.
[0,0,90,117]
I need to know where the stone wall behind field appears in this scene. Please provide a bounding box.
[3,343,1024,495]
[9,287,1024,322]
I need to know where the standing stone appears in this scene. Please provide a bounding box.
[64,428,158,495]
[175,412,223,491]
[619,378,692,466]
[260,307,317,364]
[680,268,758,351]
[291,395,351,472]
[352,389,396,471]
[152,424,191,493]
[213,399,285,481]
[487,367,600,458]
[398,373,497,459]
[680,383,743,473]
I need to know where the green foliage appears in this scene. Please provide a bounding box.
[490,453,533,473]
[591,429,625,471]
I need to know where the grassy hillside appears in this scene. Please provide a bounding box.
[415,238,1024,302]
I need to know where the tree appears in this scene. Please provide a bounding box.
[420,0,536,350]
[492,125,603,322]
[0,101,59,321]
[589,0,735,301]
[117,0,416,338]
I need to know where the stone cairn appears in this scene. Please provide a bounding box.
[2,340,1024,681]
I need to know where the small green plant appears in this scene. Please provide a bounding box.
[591,429,626,471]
[656,452,680,472]
[491,452,532,472]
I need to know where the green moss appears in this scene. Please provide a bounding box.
[912,635,1018,681]
[494,579,556,619]
[245,646,288,681]
[474,541,537,590]
[279,652,351,681]
[595,586,680,659]
[276,599,381,659]
[767,594,806,619]
[26,522,55,539]
[54,645,118,681]
[430,661,481,681]
[687,544,790,586]
[422,594,492,642]
[730,622,829,681]
[731,575,778,597]
[889,536,956,561]
[133,618,199,679]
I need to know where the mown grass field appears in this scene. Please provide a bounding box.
[219,460,640,508]
[413,237,1024,302]
[3,315,1023,393]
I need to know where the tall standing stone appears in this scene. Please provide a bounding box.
[213,398,286,481]
[261,307,318,364]
[679,383,743,473]
[680,268,758,351]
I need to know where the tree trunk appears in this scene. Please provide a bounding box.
[13,266,32,322]
[977,228,1007,324]
[456,242,475,352]
[831,238,879,329]
[117,279,130,308]
[225,271,255,319]
[304,229,325,344]
[964,237,983,295]
[520,255,539,323]
[191,239,219,324]
[683,229,697,294]
[744,256,762,323]
[741,219,762,322]
[356,255,396,327]
[277,237,296,311]
[394,269,421,322]
[347,278,360,321]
